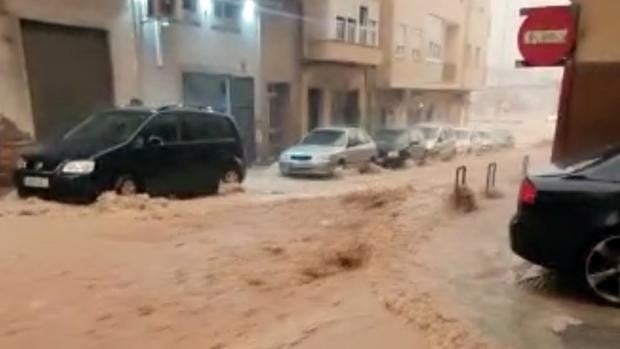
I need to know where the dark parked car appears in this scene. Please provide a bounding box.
[14,105,246,202]
[374,128,426,168]
[510,149,620,305]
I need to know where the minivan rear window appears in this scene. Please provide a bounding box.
[181,112,235,141]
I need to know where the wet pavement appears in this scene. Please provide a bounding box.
[414,162,620,349]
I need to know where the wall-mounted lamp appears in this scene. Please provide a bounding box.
[242,0,256,22]
[201,0,213,14]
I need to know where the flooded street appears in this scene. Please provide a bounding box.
[2,122,615,349]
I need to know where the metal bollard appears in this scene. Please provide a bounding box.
[455,165,467,192]
[486,162,498,196]
[522,155,530,178]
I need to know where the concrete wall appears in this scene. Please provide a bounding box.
[0,0,139,137]
[377,0,489,90]
[261,0,303,147]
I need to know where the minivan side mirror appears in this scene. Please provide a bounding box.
[147,135,164,147]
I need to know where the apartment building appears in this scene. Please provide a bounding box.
[375,0,490,128]
[300,0,382,132]
[0,0,265,160]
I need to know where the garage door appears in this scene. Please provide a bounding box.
[21,20,114,141]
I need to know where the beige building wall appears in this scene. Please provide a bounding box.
[572,0,620,62]
[300,0,381,135]
[375,0,489,128]
[0,0,139,137]
[0,0,270,158]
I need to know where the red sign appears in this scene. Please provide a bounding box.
[518,6,576,66]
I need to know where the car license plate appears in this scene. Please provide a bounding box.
[23,176,49,189]
[388,151,399,158]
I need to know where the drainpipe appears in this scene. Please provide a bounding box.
[154,21,164,68]
[130,0,145,100]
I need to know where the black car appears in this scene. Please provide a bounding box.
[374,128,426,168]
[511,149,620,304]
[14,105,246,202]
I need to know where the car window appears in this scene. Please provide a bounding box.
[359,130,372,144]
[181,112,210,141]
[410,131,422,143]
[181,112,235,141]
[445,128,454,139]
[142,113,179,143]
[583,154,620,182]
[438,129,447,142]
[348,130,362,147]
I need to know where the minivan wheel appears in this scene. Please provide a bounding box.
[585,235,620,305]
[115,176,138,196]
[222,169,241,184]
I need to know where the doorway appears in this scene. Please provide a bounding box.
[308,88,322,132]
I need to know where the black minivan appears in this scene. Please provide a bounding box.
[14,105,246,201]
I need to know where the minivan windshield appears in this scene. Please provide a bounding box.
[301,130,346,147]
[63,111,152,146]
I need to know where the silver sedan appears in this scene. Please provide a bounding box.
[279,127,378,177]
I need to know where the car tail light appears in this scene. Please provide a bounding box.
[519,179,537,205]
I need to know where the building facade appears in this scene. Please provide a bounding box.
[300,0,382,133]
[0,0,267,160]
[375,0,490,129]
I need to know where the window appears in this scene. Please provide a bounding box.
[183,0,197,12]
[411,28,423,61]
[359,6,369,26]
[428,42,442,60]
[336,16,346,41]
[395,23,408,58]
[347,130,362,147]
[347,18,357,43]
[213,0,241,31]
[425,15,445,61]
[143,113,179,143]
[369,20,378,46]
[181,113,211,141]
[359,6,369,45]
[181,113,234,141]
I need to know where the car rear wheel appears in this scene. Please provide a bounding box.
[585,235,620,305]
[222,161,244,184]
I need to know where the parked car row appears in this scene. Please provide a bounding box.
[278,124,516,176]
[12,104,517,202]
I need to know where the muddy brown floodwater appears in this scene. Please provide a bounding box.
[0,130,562,349]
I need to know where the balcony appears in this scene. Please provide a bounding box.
[304,15,382,66]
[305,40,382,66]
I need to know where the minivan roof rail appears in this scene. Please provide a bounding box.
[157,104,217,112]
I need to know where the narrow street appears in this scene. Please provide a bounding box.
[1,128,598,349]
